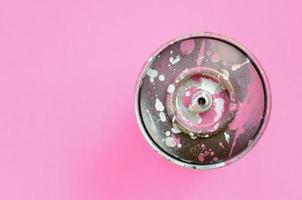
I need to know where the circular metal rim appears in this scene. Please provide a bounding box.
[166,66,237,136]
[134,32,272,170]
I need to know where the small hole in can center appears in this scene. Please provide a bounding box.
[198,97,206,106]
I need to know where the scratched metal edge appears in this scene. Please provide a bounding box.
[134,32,272,170]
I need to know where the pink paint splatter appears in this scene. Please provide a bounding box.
[180,39,195,55]
[211,53,220,62]
[198,153,206,162]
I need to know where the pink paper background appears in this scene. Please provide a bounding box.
[0,0,301,199]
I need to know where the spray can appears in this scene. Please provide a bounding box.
[135,32,271,169]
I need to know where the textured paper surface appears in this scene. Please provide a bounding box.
[0,0,301,199]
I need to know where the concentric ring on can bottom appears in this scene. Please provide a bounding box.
[135,32,271,169]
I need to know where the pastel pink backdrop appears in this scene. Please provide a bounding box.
[0,0,301,199]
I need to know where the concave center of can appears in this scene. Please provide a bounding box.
[166,67,237,137]
[189,91,212,113]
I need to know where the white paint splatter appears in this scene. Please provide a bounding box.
[198,117,202,124]
[165,137,176,147]
[171,124,181,133]
[200,78,219,95]
[224,132,230,143]
[165,131,171,136]
[214,98,224,122]
[155,98,164,112]
[169,55,180,65]
[231,59,250,71]
[231,64,241,71]
[198,56,204,63]
[167,84,175,93]
[146,68,158,83]
[159,74,165,81]
[189,132,197,139]
[159,112,166,122]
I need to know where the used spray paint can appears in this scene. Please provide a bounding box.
[135,32,271,169]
